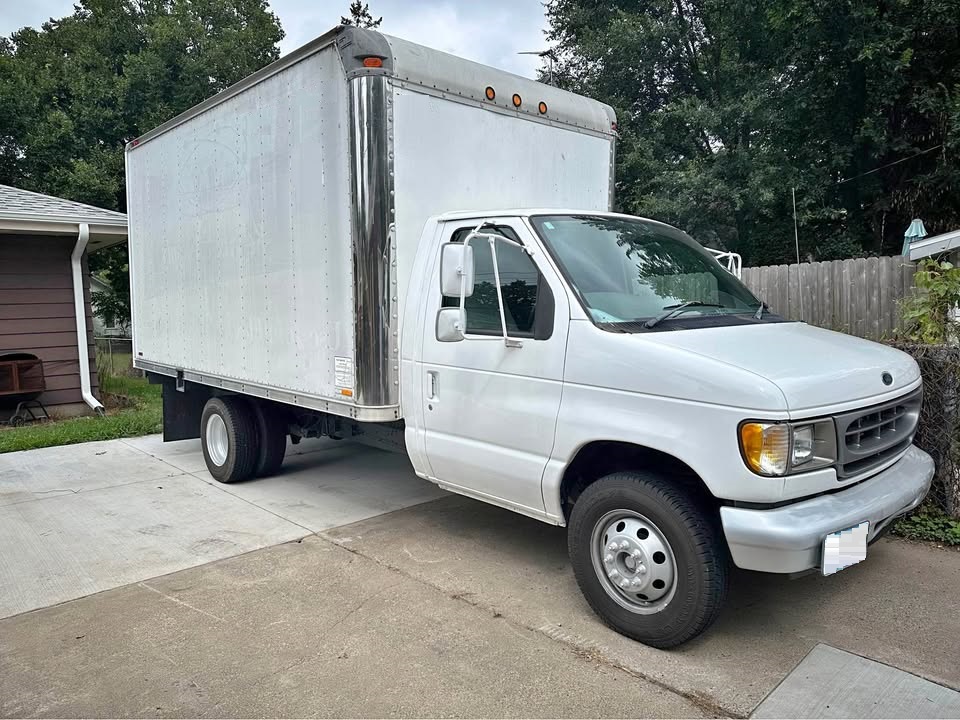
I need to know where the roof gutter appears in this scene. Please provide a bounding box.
[71,223,105,416]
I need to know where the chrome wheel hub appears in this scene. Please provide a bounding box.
[205,413,229,467]
[590,510,677,613]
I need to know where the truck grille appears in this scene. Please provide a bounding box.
[834,388,922,478]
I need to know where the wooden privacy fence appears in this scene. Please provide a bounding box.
[740,256,917,340]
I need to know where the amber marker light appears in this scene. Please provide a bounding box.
[485,86,496,100]
[739,422,790,475]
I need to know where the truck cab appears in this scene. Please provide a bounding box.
[403,209,933,647]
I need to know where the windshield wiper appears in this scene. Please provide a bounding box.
[754,302,769,320]
[644,301,724,329]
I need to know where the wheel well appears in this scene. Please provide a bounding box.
[559,441,716,520]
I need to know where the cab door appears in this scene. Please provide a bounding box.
[418,218,569,518]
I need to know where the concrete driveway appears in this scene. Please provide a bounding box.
[0,434,444,619]
[2,435,959,717]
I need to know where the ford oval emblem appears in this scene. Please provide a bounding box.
[882,372,893,386]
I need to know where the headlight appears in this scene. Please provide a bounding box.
[739,419,836,476]
[792,425,815,465]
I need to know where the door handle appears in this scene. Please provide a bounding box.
[427,371,438,401]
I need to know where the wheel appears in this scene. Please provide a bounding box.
[567,471,729,649]
[9,415,24,427]
[200,396,259,483]
[252,401,287,477]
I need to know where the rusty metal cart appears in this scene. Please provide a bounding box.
[0,355,50,426]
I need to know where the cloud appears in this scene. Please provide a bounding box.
[0,0,75,36]
[270,0,550,78]
[1,0,552,78]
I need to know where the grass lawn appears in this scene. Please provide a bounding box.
[97,351,133,378]
[0,373,162,453]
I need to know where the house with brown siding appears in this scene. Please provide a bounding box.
[0,185,127,419]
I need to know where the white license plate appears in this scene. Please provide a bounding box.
[821,521,869,576]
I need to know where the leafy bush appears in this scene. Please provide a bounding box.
[893,508,960,545]
[900,259,960,343]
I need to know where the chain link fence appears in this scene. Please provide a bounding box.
[888,342,960,518]
[94,337,140,379]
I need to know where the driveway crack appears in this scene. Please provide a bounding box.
[137,581,226,623]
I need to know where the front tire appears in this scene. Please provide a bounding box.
[201,396,259,483]
[568,471,729,649]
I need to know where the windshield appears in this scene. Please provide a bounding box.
[531,215,760,326]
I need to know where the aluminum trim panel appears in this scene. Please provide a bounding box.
[389,81,613,141]
[136,359,400,422]
[383,33,616,137]
[348,75,398,407]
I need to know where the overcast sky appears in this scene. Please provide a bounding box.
[0,0,551,77]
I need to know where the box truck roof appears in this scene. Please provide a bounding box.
[128,26,616,150]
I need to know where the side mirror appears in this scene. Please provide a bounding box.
[440,243,475,297]
[436,307,467,342]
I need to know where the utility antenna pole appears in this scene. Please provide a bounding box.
[518,49,556,84]
[793,186,804,321]
[792,187,801,264]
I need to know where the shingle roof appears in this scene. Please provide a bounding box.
[0,184,126,225]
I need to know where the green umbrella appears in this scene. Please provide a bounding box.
[902,218,927,255]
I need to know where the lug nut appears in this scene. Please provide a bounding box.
[608,569,620,579]
[619,541,629,551]
[604,553,614,564]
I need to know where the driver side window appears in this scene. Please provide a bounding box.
[441,226,553,339]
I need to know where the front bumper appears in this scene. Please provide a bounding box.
[720,445,934,573]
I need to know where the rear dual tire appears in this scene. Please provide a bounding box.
[252,401,287,477]
[201,397,286,483]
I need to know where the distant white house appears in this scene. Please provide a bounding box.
[89,274,127,337]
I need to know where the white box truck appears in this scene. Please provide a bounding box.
[126,26,934,648]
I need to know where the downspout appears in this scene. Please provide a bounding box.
[71,223,105,416]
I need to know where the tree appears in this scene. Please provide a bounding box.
[545,0,960,265]
[90,245,130,334]
[341,2,382,29]
[1,0,283,209]
[0,0,284,329]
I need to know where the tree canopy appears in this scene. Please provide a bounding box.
[0,0,283,326]
[0,0,283,211]
[546,0,960,265]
